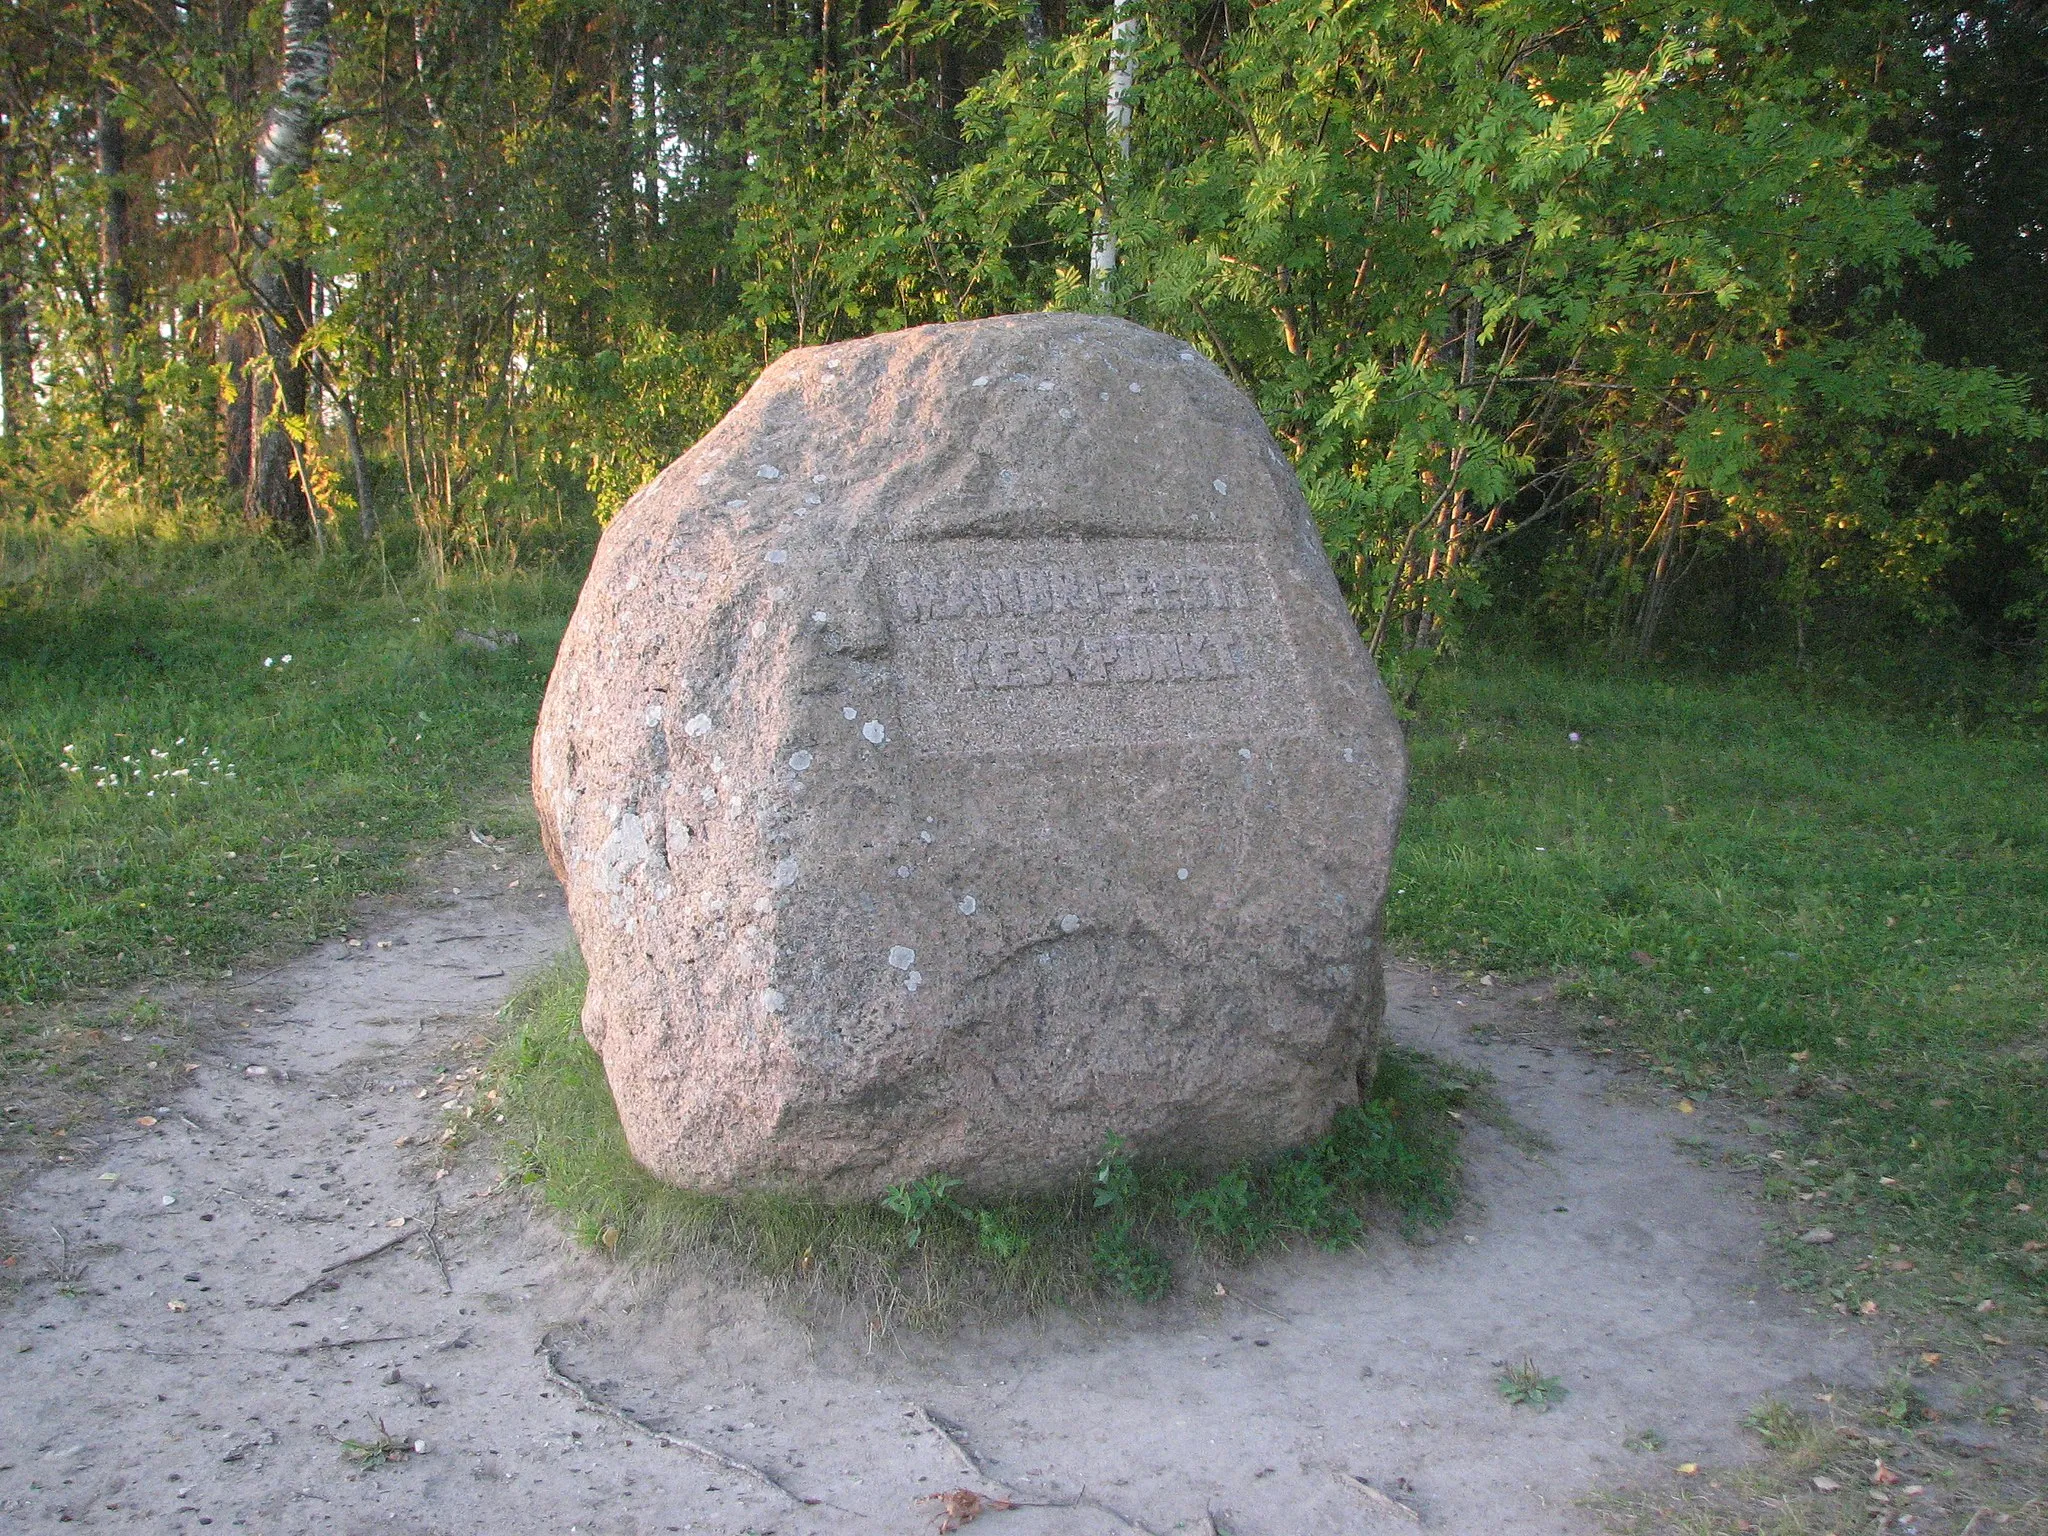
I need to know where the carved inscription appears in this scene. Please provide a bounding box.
[951,631,1250,691]
[894,562,1251,624]
[885,538,1310,755]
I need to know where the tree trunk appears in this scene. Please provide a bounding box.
[96,80,142,459]
[0,145,37,438]
[245,0,333,537]
[316,358,376,540]
[221,322,254,488]
[1632,484,1686,661]
[1090,0,1137,294]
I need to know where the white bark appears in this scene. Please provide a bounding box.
[1090,0,1137,294]
[254,0,334,202]
[247,0,333,533]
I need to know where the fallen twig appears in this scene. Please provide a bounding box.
[259,1332,420,1357]
[1212,1281,1290,1323]
[1338,1473,1422,1524]
[909,1405,1166,1536]
[918,1488,1018,1532]
[272,1225,423,1306]
[534,1329,827,1511]
[424,1201,453,1293]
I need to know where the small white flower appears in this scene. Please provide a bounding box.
[264,657,274,667]
[280,654,292,664]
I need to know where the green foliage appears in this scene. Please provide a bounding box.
[952,0,2047,658]
[880,1173,965,1248]
[1498,1358,1568,1412]
[493,961,1468,1327]
[1396,648,2048,1298]
[1,0,2040,667]
[1090,1222,1172,1302]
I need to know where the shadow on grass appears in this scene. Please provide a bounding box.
[490,957,1476,1331]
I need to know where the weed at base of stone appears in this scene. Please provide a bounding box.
[489,958,1472,1329]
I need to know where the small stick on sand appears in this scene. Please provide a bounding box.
[535,1330,830,1513]
[424,1201,453,1293]
[272,1225,423,1306]
[1338,1473,1422,1523]
[909,1404,1168,1536]
[261,1333,420,1356]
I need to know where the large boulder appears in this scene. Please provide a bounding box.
[532,313,1406,1198]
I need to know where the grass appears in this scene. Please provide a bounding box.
[0,523,575,1006]
[1394,652,2048,1316]
[490,958,1470,1327]
[1594,1384,2048,1535]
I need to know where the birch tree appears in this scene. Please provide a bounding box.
[244,0,332,536]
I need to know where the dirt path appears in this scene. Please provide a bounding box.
[1,868,1885,1535]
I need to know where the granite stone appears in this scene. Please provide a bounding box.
[532,312,1407,1197]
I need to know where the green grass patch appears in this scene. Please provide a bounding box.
[492,958,1469,1328]
[0,523,575,1006]
[1394,651,2048,1308]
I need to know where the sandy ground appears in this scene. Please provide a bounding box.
[0,857,1887,1535]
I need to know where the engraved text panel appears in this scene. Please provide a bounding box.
[885,538,1313,755]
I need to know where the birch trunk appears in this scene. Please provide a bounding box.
[246,0,332,537]
[1089,0,1136,294]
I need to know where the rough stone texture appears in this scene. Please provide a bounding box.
[532,313,1406,1198]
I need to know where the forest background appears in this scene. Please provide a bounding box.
[0,0,2043,675]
